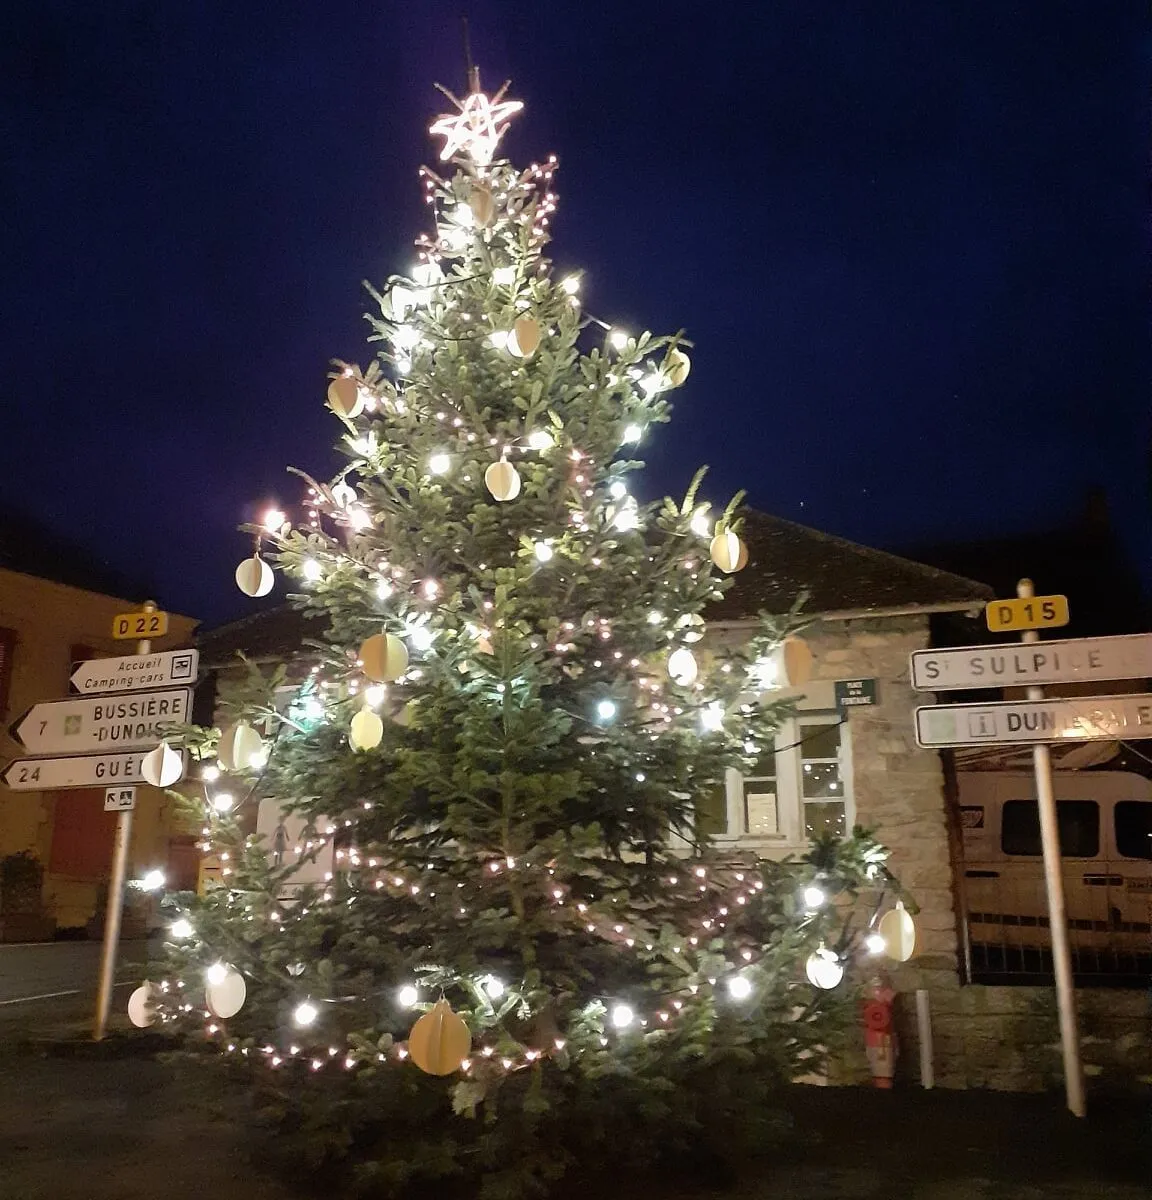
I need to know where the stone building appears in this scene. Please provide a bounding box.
[0,514,199,934]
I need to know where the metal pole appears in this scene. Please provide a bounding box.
[93,602,154,1040]
[1017,579,1085,1116]
[915,989,935,1089]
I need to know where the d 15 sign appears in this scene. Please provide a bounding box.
[985,595,1069,633]
[914,693,1152,749]
[112,610,170,640]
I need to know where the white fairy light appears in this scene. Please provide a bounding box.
[482,976,505,1000]
[647,610,663,625]
[613,504,639,532]
[347,507,372,531]
[170,918,193,940]
[596,699,618,722]
[609,480,628,500]
[639,372,665,397]
[263,509,287,533]
[206,962,228,986]
[560,274,581,295]
[610,1004,634,1029]
[621,423,643,444]
[391,324,421,350]
[397,985,419,1009]
[608,329,629,351]
[407,623,434,651]
[139,869,166,892]
[212,792,235,814]
[294,1001,319,1028]
[364,684,387,708]
[690,506,712,538]
[492,266,516,286]
[700,702,725,733]
[376,578,393,601]
[534,541,554,563]
[527,428,554,451]
[727,975,753,1001]
[201,764,220,783]
[866,932,888,955]
[803,885,826,910]
[429,452,451,476]
[302,559,323,582]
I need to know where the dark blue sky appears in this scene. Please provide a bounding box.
[3,2,1147,626]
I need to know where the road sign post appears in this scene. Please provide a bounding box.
[94,602,158,1042]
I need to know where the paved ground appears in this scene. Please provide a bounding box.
[0,1038,1147,1200]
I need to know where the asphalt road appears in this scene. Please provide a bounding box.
[0,940,151,1033]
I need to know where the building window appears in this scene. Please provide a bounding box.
[0,627,15,719]
[710,713,852,845]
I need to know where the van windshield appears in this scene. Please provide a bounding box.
[1001,799,1099,857]
[1115,801,1152,860]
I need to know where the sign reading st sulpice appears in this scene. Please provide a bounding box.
[914,694,1152,749]
[70,649,198,696]
[910,633,1152,693]
[10,689,192,755]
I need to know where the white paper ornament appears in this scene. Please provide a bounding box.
[508,316,541,358]
[327,376,364,419]
[205,966,246,1019]
[217,721,265,773]
[664,347,691,387]
[359,633,409,683]
[484,458,522,502]
[805,946,844,990]
[667,647,699,686]
[127,983,158,1028]
[709,529,748,573]
[877,901,917,963]
[677,613,706,644]
[349,708,384,751]
[235,554,274,598]
[141,743,184,788]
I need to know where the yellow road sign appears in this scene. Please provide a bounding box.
[112,609,170,640]
[985,594,1069,633]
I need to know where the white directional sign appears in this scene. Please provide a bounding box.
[10,690,192,755]
[2,748,188,792]
[914,693,1152,749]
[104,787,136,812]
[910,634,1152,693]
[70,648,198,696]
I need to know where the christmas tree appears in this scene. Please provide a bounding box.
[151,70,906,1198]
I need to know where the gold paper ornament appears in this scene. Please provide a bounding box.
[877,901,917,962]
[349,707,384,752]
[667,646,699,686]
[709,528,748,573]
[327,376,364,419]
[469,186,496,227]
[484,458,522,502]
[217,721,265,772]
[235,554,274,598]
[508,316,541,358]
[407,998,471,1075]
[359,633,409,683]
[664,347,691,387]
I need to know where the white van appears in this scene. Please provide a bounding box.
[957,771,1152,956]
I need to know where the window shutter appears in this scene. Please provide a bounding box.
[0,627,16,719]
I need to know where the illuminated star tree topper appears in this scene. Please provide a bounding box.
[429,66,523,167]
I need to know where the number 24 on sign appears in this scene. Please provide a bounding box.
[112,610,169,640]
[985,595,1069,634]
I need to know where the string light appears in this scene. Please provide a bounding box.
[608,329,629,351]
[205,962,228,986]
[263,509,287,533]
[429,453,451,476]
[866,932,887,955]
[803,885,826,910]
[302,559,323,582]
[397,985,419,1009]
[621,423,643,444]
[596,699,617,722]
[727,975,753,1001]
[212,792,235,814]
[610,1004,634,1029]
[533,541,554,563]
[294,1001,319,1027]
[170,919,193,940]
[527,429,554,451]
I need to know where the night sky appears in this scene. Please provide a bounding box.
[3,3,1147,628]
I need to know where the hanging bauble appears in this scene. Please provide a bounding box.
[359,633,409,683]
[349,707,384,752]
[756,636,813,691]
[141,743,184,788]
[664,347,691,388]
[676,613,706,644]
[235,554,274,598]
[205,966,247,1019]
[805,946,845,990]
[327,375,364,420]
[407,998,472,1075]
[331,480,356,509]
[394,700,418,728]
[667,646,699,687]
[508,316,541,358]
[469,186,496,227]
[217,721,265,773]
[127,982,158,1028]
[484,458,521,502]
[877,901,917,963]
[709,528,749,573]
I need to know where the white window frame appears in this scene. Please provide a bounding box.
[713,710,855,852]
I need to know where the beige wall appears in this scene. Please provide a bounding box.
[0,567,198,931]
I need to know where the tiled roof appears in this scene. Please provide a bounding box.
[197,605,325,667]
[708,509,992,621]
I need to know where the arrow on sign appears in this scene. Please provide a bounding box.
[10,689,192,755]
[70,649,199,696]
[2,749,187,792]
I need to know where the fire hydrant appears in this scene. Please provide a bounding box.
[862,975,897,1088]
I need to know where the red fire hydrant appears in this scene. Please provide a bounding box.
[862,975,897,1089]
